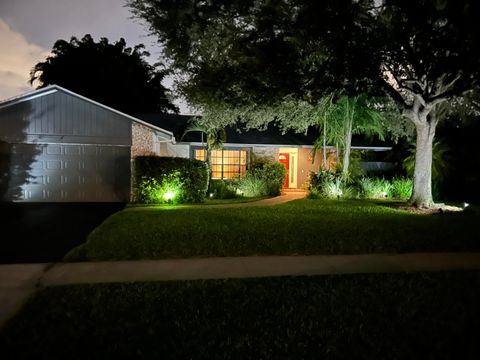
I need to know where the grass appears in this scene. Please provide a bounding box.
[65,199,480,261]
[1,271,479,359]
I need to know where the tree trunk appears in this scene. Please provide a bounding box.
[342,116,353,180]
[322,117,327,169]
[409,121,436,208]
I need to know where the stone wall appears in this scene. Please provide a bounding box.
[252,146,278,161]
[131,123,155,158]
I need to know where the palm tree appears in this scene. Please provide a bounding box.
[182,120,226,178]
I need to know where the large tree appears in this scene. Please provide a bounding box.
[128,0,480,207]
[371,0,480,207]
[30,34,178,114]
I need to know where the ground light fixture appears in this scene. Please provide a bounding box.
[163,191,175,201]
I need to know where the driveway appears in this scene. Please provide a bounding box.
[0,203,124,264]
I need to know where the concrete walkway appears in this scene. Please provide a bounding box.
[223,190,307,207]
[2,252,480,329]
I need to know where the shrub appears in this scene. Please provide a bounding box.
[250,158,287,196]
[308,171,355,199]
[309,170,336,192]
[134,156,208,203]
[357,177,391,199]
[390,177,413,200]
[235,173,267,197]
[321,177,345,199]
[137,173,184,204]
[208,180,238,199]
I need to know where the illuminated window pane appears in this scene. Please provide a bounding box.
[194,149,205,161]
[192,148,248,180]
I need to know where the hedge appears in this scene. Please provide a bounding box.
[134,156,209,204]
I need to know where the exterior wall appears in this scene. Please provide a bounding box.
[160,142,190,158]
[252,146,278,161]
[297,148,322,189]
[131,122,155,157]
[0,89,132,202]
[0,90,131,145]
[297,148,337,189]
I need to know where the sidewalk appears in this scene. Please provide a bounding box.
[2,252,480,329]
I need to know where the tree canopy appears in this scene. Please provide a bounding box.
[30,34,178,115]
[128,0,480,207]
[127,0,379,106]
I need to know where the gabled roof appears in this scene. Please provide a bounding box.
[136,113,320,147]
[0,85,175,140]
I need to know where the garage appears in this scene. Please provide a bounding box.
[0,85,174,202]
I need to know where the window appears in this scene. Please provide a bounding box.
[194,148,248,179]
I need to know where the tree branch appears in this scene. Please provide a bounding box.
[381,79,409,109]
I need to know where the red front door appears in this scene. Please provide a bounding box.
[279,153,289,188]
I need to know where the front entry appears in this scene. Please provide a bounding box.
[279,149,298,189]
[279,153,289,188]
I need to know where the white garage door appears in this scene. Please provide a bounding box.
[6,143,131,202]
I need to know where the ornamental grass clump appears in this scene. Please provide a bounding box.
[235,173,267,197]
[390,177,413,201]
[308,170,355,199]
[358,177,392,199]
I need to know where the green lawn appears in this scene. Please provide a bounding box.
[66,199,480,261]
[1,272,479,359]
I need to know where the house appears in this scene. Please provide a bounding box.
[0,86,392,202]
[0,85,174,202]
[137,113,333,189]
[136,114,392,190]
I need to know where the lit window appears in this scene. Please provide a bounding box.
[194,148,248,179]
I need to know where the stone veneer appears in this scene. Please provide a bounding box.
[131,122,155,158]
[252,146,278,161]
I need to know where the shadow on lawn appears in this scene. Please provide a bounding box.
[0,202,125,264]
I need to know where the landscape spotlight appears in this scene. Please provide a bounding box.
[163,191,175,201]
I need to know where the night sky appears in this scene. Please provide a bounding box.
[0,0,186,111]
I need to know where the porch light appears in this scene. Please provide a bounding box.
[464,202,469,208]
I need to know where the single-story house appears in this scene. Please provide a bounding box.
[136,114,392,190]
[0,85,392,202]
[0,85,174,202]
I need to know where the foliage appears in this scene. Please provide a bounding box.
[30,34,178,114]
[207,180,237,200]
[335,150,365,183]
[182,119,226,151]
[357,177,391,199]
[308,171,355,199]
[234,173,267,198]
[310,172,412,201]
[128,0,480,208]
[250,158,287,196]
[234,157,287,198]
[134,156,208,203]
[137,173,183,204]
[308,170,337,193]
[127,0,377,105]
[390,177,413,201]
[64,199,480,261]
